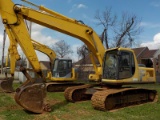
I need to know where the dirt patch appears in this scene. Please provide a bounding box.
[0,104,22,112]
[32,112,61,120]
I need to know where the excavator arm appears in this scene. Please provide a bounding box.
[5,24,56,75]
[32,40,56,64]
[0,0,105,81]
[5,24,76,81]
[0,24,57,93]
[0,0,43,76]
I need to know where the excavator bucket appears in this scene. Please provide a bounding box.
[14,67,51,113]
[0,77,14,93]
[14,83,46,113]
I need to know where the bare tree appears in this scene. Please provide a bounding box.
[51,40,73,58]
[95,7,117,49]
[95,7,142,48]
[77,44,88,62]
[113,13,142,48]
[77,44,91,80]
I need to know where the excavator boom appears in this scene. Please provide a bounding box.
[0,0,105,80]
[0,24,56,93]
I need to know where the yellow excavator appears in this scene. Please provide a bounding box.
[1,26,78,93]
[0,0,158,113]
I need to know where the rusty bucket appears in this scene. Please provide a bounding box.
[0,77,14,93]
[14,83,47,113]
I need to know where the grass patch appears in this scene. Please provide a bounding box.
[0,83,160,120]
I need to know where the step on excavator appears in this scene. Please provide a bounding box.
[0,0,158,113]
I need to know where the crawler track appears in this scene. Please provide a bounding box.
[64,84,94,102]
[91,87,158,111]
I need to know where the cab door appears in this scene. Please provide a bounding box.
[52,59,72,78]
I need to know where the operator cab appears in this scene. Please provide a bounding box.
[52,58,72,78]
[102,48,136,84]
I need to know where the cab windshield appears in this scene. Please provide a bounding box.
[103,50,135,80]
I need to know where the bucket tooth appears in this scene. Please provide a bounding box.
[14,83,47,113]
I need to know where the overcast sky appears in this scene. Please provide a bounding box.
[0,0,160,62]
